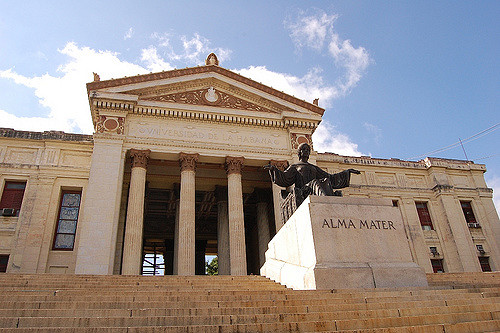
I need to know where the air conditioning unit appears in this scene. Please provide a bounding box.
[0,208,15,216]
[430,247,440,256]
[468,222,481,228]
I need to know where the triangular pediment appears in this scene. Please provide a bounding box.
[124,77,290,114]
[87,65,324,118]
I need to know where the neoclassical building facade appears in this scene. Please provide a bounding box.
[0,55,499,276]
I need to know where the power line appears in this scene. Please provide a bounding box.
[474,153,500,162]
[407,123,500,160]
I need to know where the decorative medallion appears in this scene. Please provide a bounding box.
[179,152,199,172]
[147,88,273,113]
[290,133,312,150]
[205,87,218,102]
[96,115,124,135]
[130,149,150,169]
[225,156,244,175]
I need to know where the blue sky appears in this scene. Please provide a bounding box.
[0,1,499,211]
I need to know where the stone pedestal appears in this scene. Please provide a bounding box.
[261,196,428,289]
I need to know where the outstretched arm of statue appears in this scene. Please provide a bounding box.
[347,168,361,175]
[264,164,296,188]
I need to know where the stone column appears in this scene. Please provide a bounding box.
[225,156,247,275]
[122,149,150,275]
[173,200,180,275]
[175,153,199,275]
[269,160,288,233]
[256,194,271,269]
[215,186,230,275]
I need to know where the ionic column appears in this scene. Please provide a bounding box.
[215,186,230,275]
[225,157,247,275]
[122,149,150,275]
[255,189,271,269]
[175,153,199,275]
[270,160,288,233]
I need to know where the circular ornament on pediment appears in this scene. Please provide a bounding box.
[204,87,219,103]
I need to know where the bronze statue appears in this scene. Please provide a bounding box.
[264,143,360,207]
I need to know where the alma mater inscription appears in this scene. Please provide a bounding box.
[322,218,396,230]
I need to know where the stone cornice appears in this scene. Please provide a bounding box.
[317,153,486,172]
[131,107,318,130]
[86,65,324,115]
[0,128,93,142]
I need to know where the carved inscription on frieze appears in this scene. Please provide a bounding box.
[129,121,287,149]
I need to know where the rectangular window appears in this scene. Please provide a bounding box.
[461,201,477,224]
[52,190,82,250]
[479,257,492,272]
[0,181,26,216]
[0,255,8,272]
[431,259,444,273]
[416,202,434,230]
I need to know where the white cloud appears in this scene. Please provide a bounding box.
[312,120,363,156]
[0,42,148,134]
[285,11,337,51]
[152,32,232,65]
[486,176,500,218]
[329,34,371,95]
[140,46,174,72]
[285,9,371,96]
[124,27,134,40]
[236,66,339,106]
[363,122,382,145]
[0,35,231,134]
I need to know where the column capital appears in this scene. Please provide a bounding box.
[179,152,199,172]
[130,149,151,169]
[225,156,244,175]
[270,159,289,171]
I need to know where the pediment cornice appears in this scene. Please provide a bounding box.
[87,65,325,116]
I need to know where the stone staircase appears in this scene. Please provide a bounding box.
[0,273,499,332]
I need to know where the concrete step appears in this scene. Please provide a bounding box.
[0,306,498,329]
[0,302,498,321]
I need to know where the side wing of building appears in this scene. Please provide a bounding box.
[0,129,93,274]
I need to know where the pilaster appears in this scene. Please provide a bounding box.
[75,137,125,275]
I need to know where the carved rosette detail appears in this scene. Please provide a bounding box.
[96,115,125,135]
[179,152,199,172]
[290,133,312,150]
[148,88,273,113]
[270,160,289,171]
[225,156,244,175]
[130,149,151,169]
